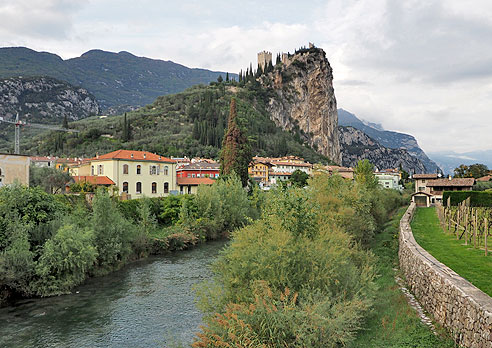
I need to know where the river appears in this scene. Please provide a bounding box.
[0,240,227,348]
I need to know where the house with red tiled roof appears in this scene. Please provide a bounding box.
[177,177,215,195]
[411,174,475,206]
[85,150,177,199]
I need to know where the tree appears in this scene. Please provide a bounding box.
[290,169,309,187]
[29,166,72,194]
[354,159,379,189]
[62,115,69,129]
[454,163,489,178]
[219,98,252,187]
[217,75,223,83]
[225,72,229,82]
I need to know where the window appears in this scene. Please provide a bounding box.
[122,182,128,193]
[0,168,2,176]
[136,182,142,194]
[187,174,191,178]
[422,179,426,183]
[123,164,129,174]
[97,165,104,175]
[152,182,157,193]
[164,166,169,175]
[150,165,158,175]
[197,174,201,178]
[192,173,196,178]
[91,165,94,176]
[187,185,191,194]
[136,165,141,175]
[164,182,169,193]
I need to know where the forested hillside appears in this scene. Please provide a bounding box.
[7,81,331,164]
[0,47,235,110]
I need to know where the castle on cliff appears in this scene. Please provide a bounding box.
[257,43,315,70]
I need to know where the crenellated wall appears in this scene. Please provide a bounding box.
[399,203,492,347]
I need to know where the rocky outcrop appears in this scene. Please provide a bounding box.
[339,126,427,173]
[338,109,440,173]
[0,76,99,123]
[260,47,341,164]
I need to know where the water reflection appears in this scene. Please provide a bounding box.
[0,240,226,348]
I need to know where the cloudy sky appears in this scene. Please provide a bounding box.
[1,0,491,155]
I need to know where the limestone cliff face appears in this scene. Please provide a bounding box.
[0,76,99,123]
[339,126,427,173]
[260,47,341,164]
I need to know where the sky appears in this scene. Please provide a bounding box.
[1,0,491,155]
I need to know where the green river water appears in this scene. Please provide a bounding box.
[0,240,227,348]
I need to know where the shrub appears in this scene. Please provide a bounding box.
[443,191,492,207]
[34,224,97,296]
[195,175,377,346]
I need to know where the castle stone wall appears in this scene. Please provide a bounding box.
[399,203,492,347]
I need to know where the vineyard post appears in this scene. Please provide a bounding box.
[486,217,489,257]
[474,211,477,249]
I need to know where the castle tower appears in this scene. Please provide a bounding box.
[257,51,272,71]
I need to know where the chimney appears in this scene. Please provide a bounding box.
[131,153,134,158]
[96,152,99,159]
[448,175,452,180]
[143,153,146,159]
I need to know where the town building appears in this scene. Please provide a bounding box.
[30,156,56,168]
[87,150,177,199]
[0,153,30,187]
[69,175,116,190]
[177,177,215,195]
[477,175,492,182]
[269,171,291,185]
[374,169,402,190]
[411,174,475,207]
[270,156,313,175]
[325,165,354,180]
[249,159,273,185]
[177,161,220,179]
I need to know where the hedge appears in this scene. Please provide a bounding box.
[443,191,492,207]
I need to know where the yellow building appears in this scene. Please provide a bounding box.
[88,150,177,198]
[0,153,30,187]
[248,161,272,185]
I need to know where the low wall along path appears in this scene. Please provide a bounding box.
[399,203,492,348]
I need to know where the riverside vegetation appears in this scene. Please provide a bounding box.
[0,174,260,304]
[191,167,424,347]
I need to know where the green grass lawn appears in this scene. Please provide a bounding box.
[412,207,492,297]
[350,207,455,348]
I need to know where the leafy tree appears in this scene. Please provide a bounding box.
[30,166,72,194]
[354,159,379,189]
[453,163,489,178]
[219,98,252,187]
[289,169,309,187]
[34,224,97,296]
[217,75,223,83]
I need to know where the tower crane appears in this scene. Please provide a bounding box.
[0,113,79,154]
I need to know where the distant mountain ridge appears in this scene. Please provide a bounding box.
[427,150,492,175]
[338,109,440,173]
[0,47,235,111]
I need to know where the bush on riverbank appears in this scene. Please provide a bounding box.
[0,175,260,302]
[194,171,406,347]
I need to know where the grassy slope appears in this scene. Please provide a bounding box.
[412,207,492,296]
[350,207,455,347]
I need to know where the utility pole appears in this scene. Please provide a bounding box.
[14,113,20,154]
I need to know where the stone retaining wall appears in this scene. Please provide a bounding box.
[399,203,492,347]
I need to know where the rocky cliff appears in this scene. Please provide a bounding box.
[0,76,99,123]
[260,47,341,164]
[339,126,427,173]
[338,109,440,172]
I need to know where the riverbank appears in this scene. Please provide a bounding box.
[349,207,455,347]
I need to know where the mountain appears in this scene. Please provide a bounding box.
[0,76,99,124]
[338,109,440,173]
[339,126,426,173]
[427,150,492,175]
[259,46,340,163]
[0,47,235,111]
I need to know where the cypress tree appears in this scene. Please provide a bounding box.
[276,53,281,65]
[219,98,252,187]
[226,72,229,82]
[122,113,128,142]
[62,115,69,129]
